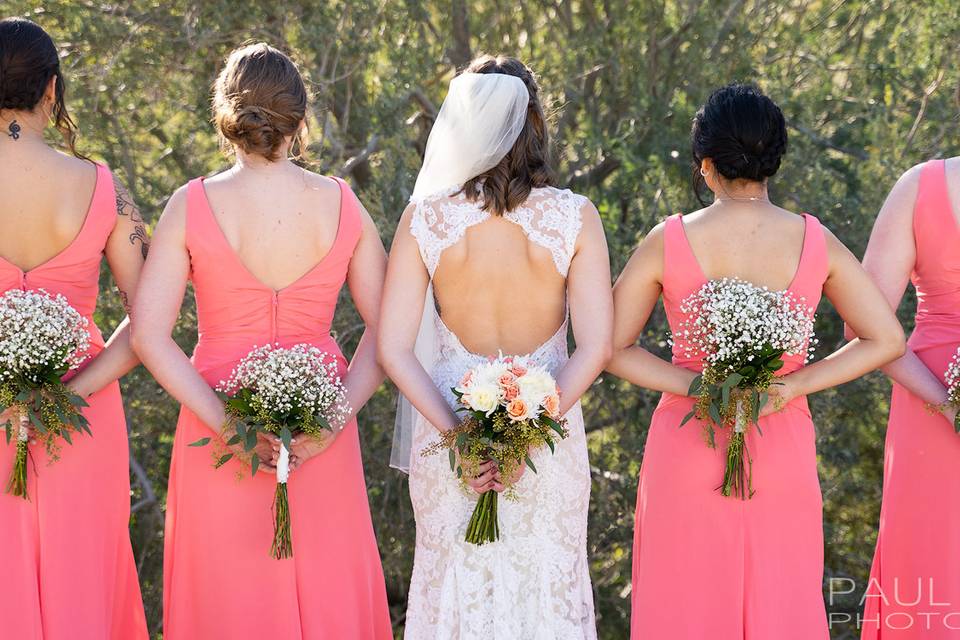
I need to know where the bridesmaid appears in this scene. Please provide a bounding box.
[853,157,960,639]
[607,83,905,639]
[131,43,392,639]
[0,18,148,640]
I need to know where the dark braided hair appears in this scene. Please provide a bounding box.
[691,82,787,203]
[0,18,83,157]
[460,55,555,216]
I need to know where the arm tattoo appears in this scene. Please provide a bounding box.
[7,120,21,140]
[117,288,132,315]
[113,176,150,259]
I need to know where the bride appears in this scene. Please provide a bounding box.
[378,55,612,639]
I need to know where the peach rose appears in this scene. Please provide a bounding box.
[503,384,520,401]
[498,372,516,388]
[506,398,529,421]
[459,371,473,387]
[543,393,561,419]
[510,364,528,377]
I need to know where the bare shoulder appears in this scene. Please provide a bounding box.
[154,184,190,233]
[300,169,342,199]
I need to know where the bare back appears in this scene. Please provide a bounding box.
[200,166,343,291]
[411,186,587,356]
[0,144,97,271]
[678,202,808,291]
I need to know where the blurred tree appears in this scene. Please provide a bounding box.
[3,1,958,637]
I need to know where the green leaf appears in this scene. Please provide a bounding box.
[680,410,696,427]
[525,455,538,474]
[215,453,233,468]
[687,375,703,396]
[188,437,211,447]
[251,454,260,476]
[448,448,456,471]
[279,427,293,450]
[226,434,242,446]
[546,438,555,454]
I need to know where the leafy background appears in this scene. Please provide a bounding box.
[4,1,959,637]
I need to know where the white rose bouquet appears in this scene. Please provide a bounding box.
[424,354,568,545]
[190,343,350,559]
[0,289,91,500]
[676,278,816,499]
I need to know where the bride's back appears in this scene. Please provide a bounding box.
[416,186,586,356]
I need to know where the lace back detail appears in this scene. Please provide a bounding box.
[409,185,586,277]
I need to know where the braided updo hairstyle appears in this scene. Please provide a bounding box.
[460,55,555,216]
[212,43,307,162]
[691,82,787,202]
[0,18,83,157]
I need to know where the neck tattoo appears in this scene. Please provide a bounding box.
[7,120,21,140]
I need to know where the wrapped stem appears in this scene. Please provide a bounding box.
[270,444,293,559]
[720,399,754,499]
[5,424,28,500]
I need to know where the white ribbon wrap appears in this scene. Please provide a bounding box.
[276,443,290,484]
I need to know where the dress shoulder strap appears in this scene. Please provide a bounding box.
[329,176,363,258]
[790,214,829,301]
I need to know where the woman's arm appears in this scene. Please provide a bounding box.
[843,166,951,413]
[129,187,266,461]
[556,202,614,414]
[340,203,388,418]
[282,201,389,471]
[66,177,148,399]
[762,228,906,415]
[606,223,699,395]
[377,204,460,434]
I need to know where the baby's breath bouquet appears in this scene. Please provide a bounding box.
[190,343,349,559]
[424,354,568,545]
[942,348,960,432]
[677,278,816,499]
[0,289,91,500]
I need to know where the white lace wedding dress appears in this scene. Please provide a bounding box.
[404,186,598,639]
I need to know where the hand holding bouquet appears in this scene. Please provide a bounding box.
[676,278,816,499]
[941,348,960,432]
[424,354,568,545]
[0,289,91,500]
[190,343,349,559]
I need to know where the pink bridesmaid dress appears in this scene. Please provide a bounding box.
[162,176,392,639]
[630,213,829,639]
[0,163,148,639]
[861,159,960,639]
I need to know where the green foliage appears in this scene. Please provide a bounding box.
[5,1,959,637]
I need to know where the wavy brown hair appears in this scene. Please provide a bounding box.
[212,43,307,162]
[460,55,555,215]
[0,18,84,158]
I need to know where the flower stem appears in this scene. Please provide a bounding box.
[270,482,293,559]
[465,491,499,545]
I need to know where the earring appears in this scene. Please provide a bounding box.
[700,167,709,177]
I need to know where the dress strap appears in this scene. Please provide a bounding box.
[329,176,363,258]
[913,159,955,249]
[790,214,829,300]
[662,214,706,291]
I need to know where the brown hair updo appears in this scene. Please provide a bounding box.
[212,43,307,162]
[460,54,555,216]
[0,17,83,157]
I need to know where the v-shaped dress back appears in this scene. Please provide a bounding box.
[631,212,830,639]
[0,163,148,640]
[162,176,392,640]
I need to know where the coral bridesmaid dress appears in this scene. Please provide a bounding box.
[162,176,392,639]
[861,159,960,639]
[630,213,829,639]
[0,163,148,639]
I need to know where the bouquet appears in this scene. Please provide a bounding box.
[942,348,960,432]
[0,289,91,500]
[424,354,568,545]
[190,343,349,559]
[676,278,816,499]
